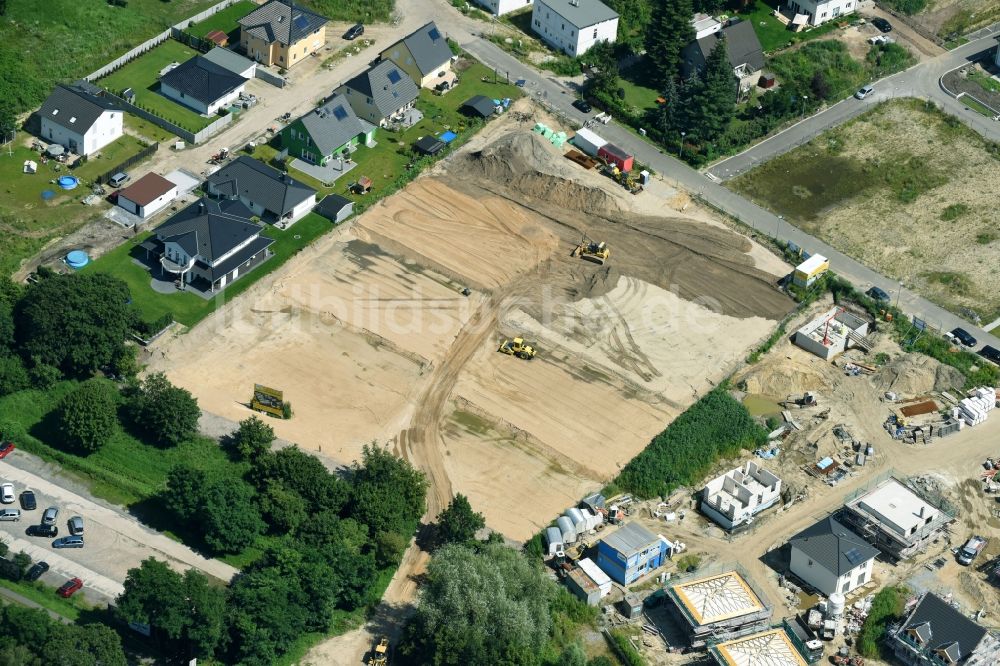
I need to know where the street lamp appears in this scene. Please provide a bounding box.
[894,281,903,310]
[801,95,808,115]
[679,132,686,159]
[775,215,782,239]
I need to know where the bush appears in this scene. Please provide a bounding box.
[55,379,119,454]
[607,630,646,666]
[857,586,905,658]
[125,372,200,447]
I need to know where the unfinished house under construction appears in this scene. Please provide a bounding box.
[793,306,873,361]
[839,477,954,561]
[709,628,811,666]
[666,569,773,648]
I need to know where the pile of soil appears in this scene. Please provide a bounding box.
[737,358,830,397]
[872,353,965,396]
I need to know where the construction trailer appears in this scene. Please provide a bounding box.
[545,526,564,558]
[578,558,612,598]
[793,307,873,361]
[709,628,812,666]
[598,142,634,172]
[566,567,603,606]
[783,617,824,663]
[596,521,670,585]
[666,569,773,649]
[701,462,782,530]
[571,127,607,156]
[791,254,829,288]
[839,477,955,561]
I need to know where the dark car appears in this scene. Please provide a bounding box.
[572,98,593,114]
[978,345,1000,365]
[24,561,48,582]
[26,524,57,538]
[52,536,84,549]
[57,577,83,598]
[950,327,977,348]
[0,442,14,459]
[871,17,892,32]
[865,286,890,302]
[19,491,36,511]
[344,23,364,40]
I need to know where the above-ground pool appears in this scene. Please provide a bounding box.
[57,175,79,190]
[440,130,457,143]
[66,250,90,269]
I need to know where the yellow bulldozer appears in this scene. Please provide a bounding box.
[605,164,642,194]
[367,636,389,666]
[572,235,610,265]
[498,337,536,360]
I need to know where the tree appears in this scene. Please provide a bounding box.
[164,465,210,520]
[55,379,119,453]
[14,274,134,376]
[201,478,265,553]
[644,0,694,89]
[349,444,427,537]
[435,494,485,547]
[585,41,619,100]
[260,480,308,534]
[603,0,651,52]
[116,559,191,647]
[249,446,349,514]
[687,37,736,143]
[38,623,128,666]
[648,76,689,139]
[374,530,408,569]
[0,355,28,396]
[400,543,555,665]
[810,70,830,101]
[232,415,275,461]
[126,372,199,446]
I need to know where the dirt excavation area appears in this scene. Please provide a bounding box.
[150,120,792,542]
[731,99,1000,322]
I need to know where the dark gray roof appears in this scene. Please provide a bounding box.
[238,0,328,45]
[161,56,247,105]
[339,60,419,119]
[315,194,353,219]
[461,95,495,118]
[201,47,256,76]
[790,517,879,577]
[693,20,765,73]
[399,22,453,77]
[207,156,315,216]
[413,135,445,155]
[38,84,122,133]
[296,94,370,157]
[601,522,658,558]
[896,593,987,662]
[537,0,618,29]
[156,198,261,263]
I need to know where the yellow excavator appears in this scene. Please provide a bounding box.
[498,337,536,360]
[368,637,389,666]
[605,164,642,194]
[572,235,610,265]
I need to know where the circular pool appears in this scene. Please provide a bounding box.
[66,250,90,269]
[57,175,79,190]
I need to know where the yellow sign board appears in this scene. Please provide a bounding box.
[251,383,284,417]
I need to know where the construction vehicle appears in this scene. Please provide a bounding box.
[958,535,988,565]
[604,164,642,194]
[571,235,610,265]
[498,337,536,360]
[367,636,389,666]
[781,392,818,408]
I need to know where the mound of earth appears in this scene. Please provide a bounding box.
[737,357,830,397]
[872,353,965,396]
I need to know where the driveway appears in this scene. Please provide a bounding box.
[0,451,237,606]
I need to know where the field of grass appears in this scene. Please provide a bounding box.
[733,0,847,53]
[100,40,217,133]
[182,0,256,40]
[124,115,178,144]
[960,94,997,118]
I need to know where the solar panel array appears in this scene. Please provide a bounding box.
[333,105,348,120]
[844,547,865,566]
[428,27,441,41]
[293,14,310,31]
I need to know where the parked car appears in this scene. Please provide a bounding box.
[865,286,890,303]
[978,345,1000,365]
[57,577,83,598]
[24,561,48,582]
[0,509,20,521]
[572,98,593,114]
[344,23,364,40]
[0,442,14,459]
[19,491,35,511]
[871,17,892,32]
[950,327,977,347]
[108,172,129,188]
[26,524,57,538]
[42,507,58,526]
[68,516,84,536]
[958,535,987,565]
[52,536,84,549]
[0,483,13,504]
[855,84,874,100]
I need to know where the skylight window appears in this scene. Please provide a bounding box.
[69,117,77,124]
[428,27,441,40]
[51,109,59,115]
[387,69,402,84]
[332,105,348,120]
[293,14,309,30]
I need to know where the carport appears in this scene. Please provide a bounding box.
[414,135,446,156]
[461,95,496,119]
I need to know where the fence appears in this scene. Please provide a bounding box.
[96,142,159,184]
[255,67,287,89]
[84,0,242,81]
[102,89,234,144]
[173,28,216,55]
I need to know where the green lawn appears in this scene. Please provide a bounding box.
[0,578,89,622]
[125,115,179,144]
[960,94,995,117]
[968,70,1000,95]
[73,135,150,183]
[183,0,256,39]
[100,40,218,133]
[733,1,848,53]
[618,64,661,115]
[85,212,333,328]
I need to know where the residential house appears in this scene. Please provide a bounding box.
[531,0,619,57]
[116,172,179,219]
[38,84,123,156]
[141,198,275,292]
[788,516,879,596]
[701,462,782,530]
[201,47,258,79]
[784,0,855,26]
[160,56,248,115]
[596,522,669,585]
[475,0,533,16]
[666,570,773,648]
[336,60,419,127]
[280,94,376,166]
[681,20,765,98]
[889,592,1000,665]
[205,155,317,227]
[380,22,456,90]
[238,0,328,68]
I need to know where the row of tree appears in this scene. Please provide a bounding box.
[0,603,127,666]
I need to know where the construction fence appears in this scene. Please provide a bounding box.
[95,142,159,185]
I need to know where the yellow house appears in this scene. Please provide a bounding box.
[238,0,328,69]
[379,22,457,90]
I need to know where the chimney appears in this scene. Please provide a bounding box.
[198,201,205,213]
[918,506,926,518]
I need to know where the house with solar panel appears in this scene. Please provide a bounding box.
[335,60,419,128]
[279,93,376,166]
[788,516,878,597]
[380,22,456,90]
[889,592,1000,665]
[238,0,328,69]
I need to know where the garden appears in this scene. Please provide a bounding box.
[181,0,256,43]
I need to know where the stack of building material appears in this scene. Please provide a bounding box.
[957,387,996,426]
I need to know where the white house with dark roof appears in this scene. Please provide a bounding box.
[681,20,765,98]
[336,60,419,127]
[160,56,248,115]
[238,0,328,68]
[784,0,855,26]
[476,0,533,16]
[380,22,456,89]
[205,156,316,227]
[788,516,879,596]
[889,592,999,665]
[38,84,123,156]
[531,0,619,57]
[279,93,376,166]
[141,198,275,292]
